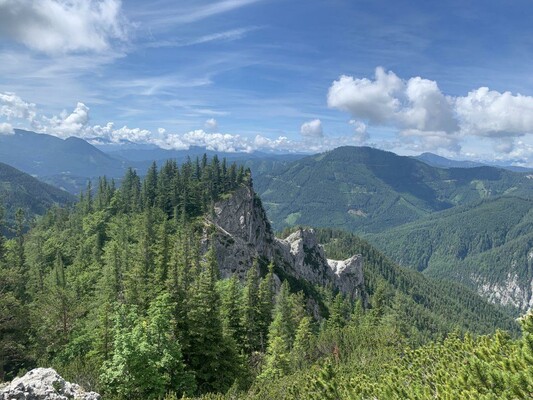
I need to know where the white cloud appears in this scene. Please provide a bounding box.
[0,122,14,135]
[328,68,403,124]
[44,102,90,138]
[0,0,128,54]
[88,122,152,143]
[349,120,368,144]
[300,119,323,137]
[204,118,218,131]
[147,27,258,48]
[401,77,458,133]
[456,87,533,138]
[158,127,166,135]
[328,67,456,134]
[328,67,533,155]
[0,92,36,121]
[182,130,253,153]
[142,0,262,27]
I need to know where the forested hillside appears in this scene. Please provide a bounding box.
[254,146,533,233]
[0,162,75,228]
[0,156,522,400]
[367,196,533,313]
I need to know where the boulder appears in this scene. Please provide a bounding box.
[0,368,100,400]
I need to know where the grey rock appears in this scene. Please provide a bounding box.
[0,368,100,400]
[207,184,366,301]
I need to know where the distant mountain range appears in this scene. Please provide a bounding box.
[1,131,531,314]
[414,152,533,172]
[0,130,303,194]
[254,146,533,233]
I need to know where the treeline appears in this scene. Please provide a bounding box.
[0,156,366,399]
[0,156,525,399]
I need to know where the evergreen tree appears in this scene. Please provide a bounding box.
[257,262,275,352]
[220,275,243,342]
[186,248,239,393]
[142,161,158,209]
[240,261,261,353]
[291,316,314,370]
[100,295,195,400]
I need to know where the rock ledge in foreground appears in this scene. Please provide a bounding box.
[0,368,100,400]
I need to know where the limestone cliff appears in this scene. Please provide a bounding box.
[207,184,365,301]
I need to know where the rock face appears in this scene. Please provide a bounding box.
[0,368,100,400]
[208,184,365,301]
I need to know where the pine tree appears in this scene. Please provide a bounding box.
[240,261,261,353]
[186,248,239,393]
[220,274,243,342]
[291,316,314,370]
[257,262,275,352]
[100,296,195,400]
[259,281,295,380]
[142,161,158,209]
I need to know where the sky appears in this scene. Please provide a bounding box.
[1,0,533,164]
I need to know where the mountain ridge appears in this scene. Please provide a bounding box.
[366,195,533,313]
[0,161,75,226]
[254,145,533,233]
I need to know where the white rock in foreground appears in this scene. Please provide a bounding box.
[0,368,100,400]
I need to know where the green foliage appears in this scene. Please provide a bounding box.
[255,146,533,234]
[367,196,533,314]
[1,152,527,400]
[100,294,195,399]
[314,227,519,340]
[0,162,75,231]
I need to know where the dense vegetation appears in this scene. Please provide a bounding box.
[254,146,533,233]
[0,162,75,229]
[196,314,533,399]
[0,155,526,399]
[367,196,533,313]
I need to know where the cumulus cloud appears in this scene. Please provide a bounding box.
[328,68,403,125]
[90,122,152,143]
[0,0,128,54]
[204,118,218,131]
[349,120,369,144]
[0,122,14,135]
[44,102,90,137]
[0,92,36,121]
[182,130,253,152]
[456,87,533,138]
[328,67,456,134]
[328,67,533,154]
[300,119,323,137]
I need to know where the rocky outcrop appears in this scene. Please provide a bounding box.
[0,368,100,400]
[208,184,365,301]
[473,272,533,312]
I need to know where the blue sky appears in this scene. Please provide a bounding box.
[2,0,533,163]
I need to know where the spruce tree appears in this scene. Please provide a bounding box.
[257,262,275,352]
[240,261,261,353]
[186,248,239,393]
